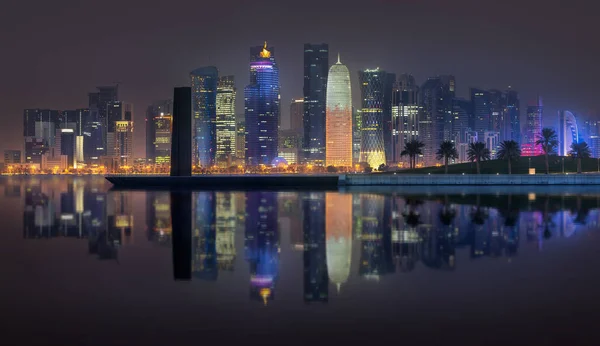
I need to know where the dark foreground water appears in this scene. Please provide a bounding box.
[4,176,600,345]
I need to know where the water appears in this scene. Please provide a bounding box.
[5,176,600,345]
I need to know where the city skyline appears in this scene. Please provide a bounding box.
[3,0,599,158]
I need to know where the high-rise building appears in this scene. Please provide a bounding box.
[4,150,21,164]
[352,108,361,165]
[523,96,543,156]
[392,74,420,164]
[60,129,75,167]
[88,85,119,156]
[83,106,104,164]
[114,120,134,167]
[278,129,301,164]
[470,88,491,141]
[325,54,352,167]
[153,113,172,165]
[484,131,500,157]
[236,120,245,163]
[419,76,455,166]
[145,100,173,163]
[489,90,507,142]
[61,109,88,166]
[505,88,521,143]
[290,99,304,134]
[216,192,237,271]
[451,98,472,144]
[558,110,579,156]
[216,76,237,167]
[359,68,387,168]
[192,192,217,280]
[383,73,396,164]
[191,66,218,167]
[302,43,329,165]
[245,43,280,166]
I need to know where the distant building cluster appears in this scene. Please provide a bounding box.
[9,42,599,172]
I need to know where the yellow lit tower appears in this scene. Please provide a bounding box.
[326,54,353,167]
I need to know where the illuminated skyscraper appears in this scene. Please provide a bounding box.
[419,76,455,166]
[236,120,245,161]
[190,66,218,167]
[216,76,237,166]
[359,68,387,168]
[245,43,280,166]
[302,43,329,165]
[353,108,361,164]
[392,74,419,164]
[558,110,579,156]
[146,100,172,163]
[471,88,491,141]
[325,193,352,292]
[325,54,352,167]
[523,96,543,156]
[505,88,521,143]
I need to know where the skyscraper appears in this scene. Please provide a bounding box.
[23,109,59,162]
[245,43,280,166]
[419,76,455,166]
[190,66,218,167]
[523,97,543,156]
[505,88,521,143]
[470,88,491,142]
[451,98,472,144]
[392,74,419,164]
[383,73,396,164]
[216,76,236,166]
[236,120,245,162]
[558,110,579,156]
[290,99,304,134]
[489,89,507,142]
[325,54,352,167]
[352,108,361,165]
[359,68,387,168]
[145,100,173,163]
[302,44,329,165]
[88,85,118,156]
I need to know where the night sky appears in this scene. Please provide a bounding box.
[2,0,599,157]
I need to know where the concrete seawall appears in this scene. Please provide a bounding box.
[341,174,600,186]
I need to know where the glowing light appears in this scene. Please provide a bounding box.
[259,41,271,58]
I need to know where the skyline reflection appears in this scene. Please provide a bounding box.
[17,177,600,304]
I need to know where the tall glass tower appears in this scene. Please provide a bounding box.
[325,54,352,167]
[190,66,218,167]
[245,43,280,166]
[303,43,329,165]
[359,68,387,168]
[216,76,236,166]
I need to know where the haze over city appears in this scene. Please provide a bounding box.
[2,0,599,158]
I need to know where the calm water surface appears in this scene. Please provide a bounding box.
[4,176,600,345]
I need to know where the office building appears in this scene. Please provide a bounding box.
[302,43,329,165]
[484,131,500,157]
[505,88,521,143]
[278,129,301,164]
[383,73,396,164]
[216,76,237,167]
[419,76,455,166]
[523,96,543,156]
[171,87,193,177]
[236,120,245,163]
[358,68,387,168]
[325,54,352,167]
[88,85,119,156]
[4,150,21,164]
[245,43,280,166]
[558,110,579,156]
[24,137,46,165]
[470,88,491,141]
[114,120,134,167]
[191,66,219,167]
[290,99,304,134]
[146,100,173,163]
[451,98,472,144]
[353,108,361,165]
[60,129,75,167]
[392,74,419,164]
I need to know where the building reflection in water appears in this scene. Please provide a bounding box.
[303,192,328,303]
[245,192,279,305]
[326,193,352,293]
[20,178,600,297]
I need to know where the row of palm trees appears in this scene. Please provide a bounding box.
[400,128,592,174]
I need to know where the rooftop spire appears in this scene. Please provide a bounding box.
[337,52,341,64]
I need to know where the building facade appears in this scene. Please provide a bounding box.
[392,74,419,164]
[191,66,219,167]
[358,68,387,168]
[146,100,173,163]
[216,76,237,167]
[244,43,280,166]
[325,55,352,167]
[558,110,579,156]
[419,76,455,166]
[290,99,304,134]
[302,43,329,165]
[523,97,543,156]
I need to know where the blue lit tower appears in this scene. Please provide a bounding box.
[359,69,387,168]
[245,42,280,166]
[190,66,218,167]
[192,192,217,280]
[419,76,455,166]
[505,88,521,144]
[302,43,329,165]
[245,192,279,304]
[470,88,491,141]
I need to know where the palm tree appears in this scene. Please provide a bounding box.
[535,128,558,174]
[496,140,521,174]
[569,141,591,174]
[401,140,425,169]
[436,141,458,174]
[467,142,491,174]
